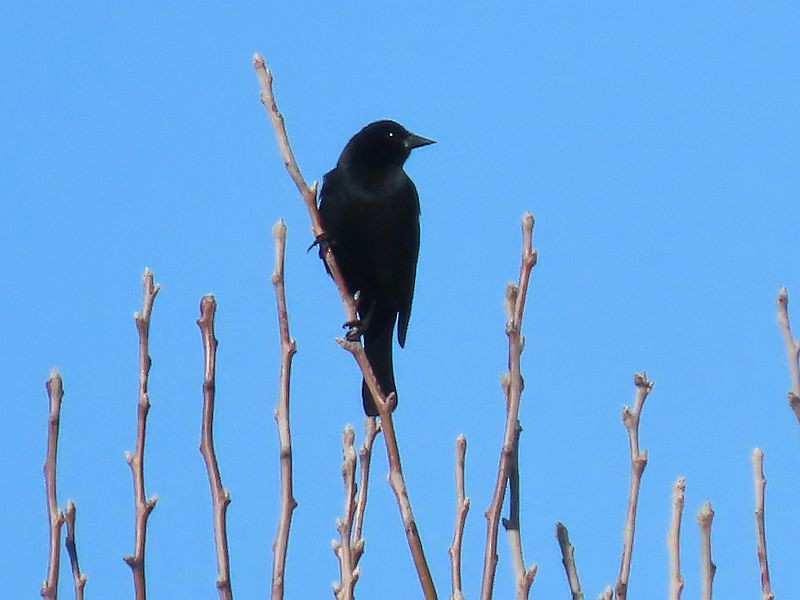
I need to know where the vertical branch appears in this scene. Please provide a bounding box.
[254,54,436,600]
[613,372,653,600]
[123,268,160,600]
[253,53,358,325]
[41,368,65,600]
[332,426,358,600]
[697,502,716,600]
[555,522,584,600]
[352,417,381,569]
[64,500,87,600]
[776,287,800,424]
[197,295,234,600]
[270,219,298,600]
[481,213,538,600]
[752,449,774,600]
[449,435,470,600]
[667,477,686,600]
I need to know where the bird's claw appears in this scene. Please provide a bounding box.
[343,318,365,341]
[308,232,333,258]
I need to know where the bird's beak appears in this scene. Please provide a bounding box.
[405,133,436,149]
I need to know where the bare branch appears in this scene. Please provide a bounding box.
[255,55,436,599]
[352,417,380,568]
[752,449,774,600]
[697,502,716,600]
[776,287,800,424]
[332,425,359,600]
[197,295,234,600]
[613,372,653,600]
[556,522,584,600]
[270,219,298,600]
[41,368,65,600]
[667,477,686,600]
[123,268,160,600]
[64,500,87,600]
[481,213,538,600]
[253,52,358,325]
[449,435,470,600]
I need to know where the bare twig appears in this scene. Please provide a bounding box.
[253,53,357,325]
[667,477,686,600]
[197,295,234,600]
[697,502,716,600]
[449,435,470,600]
[352,417,380,568]
[123,268,160,600]
[332,426,359,600]
[777,287,800,424]
[613,372,653,600]
[41,368,65,600]
[481,213,538,600]
[255,54,437,599]
[599,586,613,600]
[752,449,774,600]
[556,522,584,600]
[64,500,87,600]
[270,219,298,600]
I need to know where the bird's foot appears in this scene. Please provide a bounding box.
[343,318,366,341]
[308,232,333,258]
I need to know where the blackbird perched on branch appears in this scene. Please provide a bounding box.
[319,120,434,415]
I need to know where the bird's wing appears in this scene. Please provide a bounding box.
[397,185,420,348]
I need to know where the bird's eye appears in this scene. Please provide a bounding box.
[388,132,394,137]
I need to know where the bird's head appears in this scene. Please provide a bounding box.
[339,120,435,170]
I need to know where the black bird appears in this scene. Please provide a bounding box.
[319,120,434,416]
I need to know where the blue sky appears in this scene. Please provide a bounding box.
[2,2,799,598]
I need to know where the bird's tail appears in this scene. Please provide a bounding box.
[361,323,397,417]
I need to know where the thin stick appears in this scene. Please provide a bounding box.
[599,587,613,600]
[197,295,234,600]
[697,502,716,600]
[777,287,800,424]
[64,500,87,600]
[752,449,774,600]
[123,268,160,600]
[667,477,686,600]
[613,372,653,600]
[449,435,470,600]
[255,54,437,599]
[270,219,298,600]
[41,368,65,600]
[352,417,380,568]
[481,213,538,600]
[253,53,357,326]
[555,522,584,600]
[333,425,358,600]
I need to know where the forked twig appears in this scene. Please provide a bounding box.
[65,500,88,600]
[777,287,800,424]
[481,213,538,600]
[41,369,65,600]
[352,417,381,568]
[613,373,653,599]
[123,268,160,600]
[333,426,359,600]
[752,449,774,600]
[449,435,470,600]
[555,522,584,600]
[197,295,234,600]
[697,502,716,600]
[271,220,298,600]
[667,477,686,600]
[254,54,436,599]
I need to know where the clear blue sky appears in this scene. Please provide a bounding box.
[2,2,799,598]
